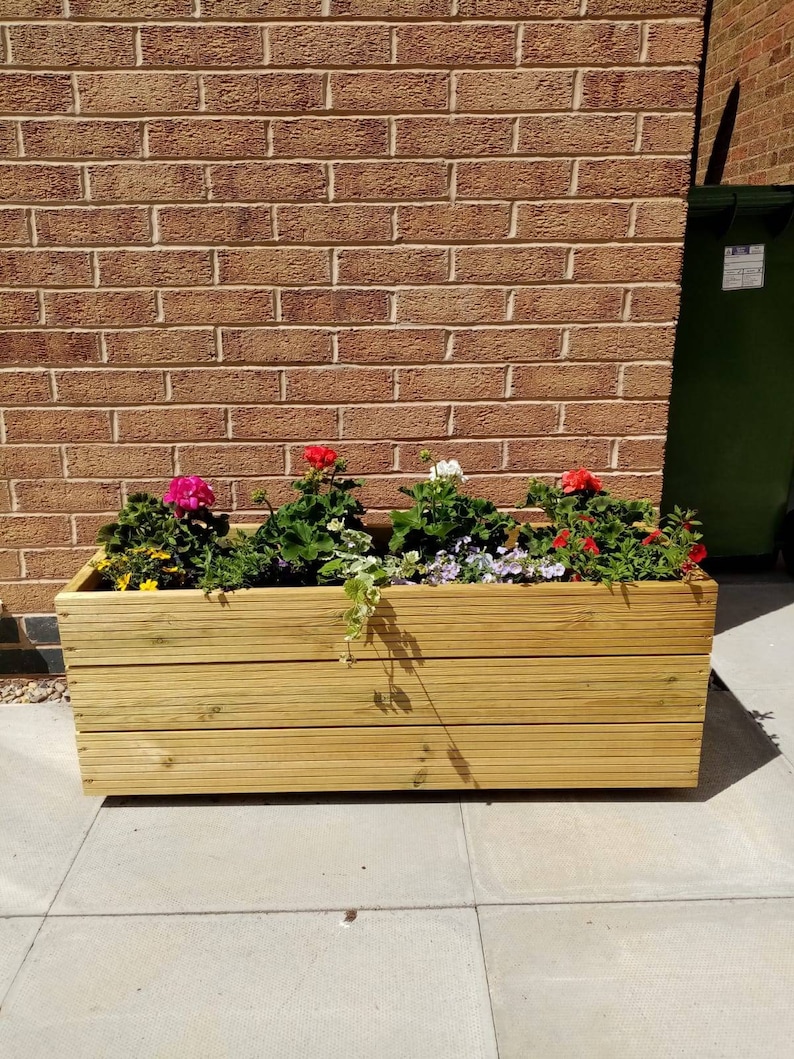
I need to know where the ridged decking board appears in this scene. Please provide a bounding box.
[55,550,718,796]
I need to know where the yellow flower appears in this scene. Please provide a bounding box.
[116,573,131,591]
[163,566,179,573]
[131,547,147,554]
[148,549,171,560]
[96,558,111,571]
[139,580,159,591]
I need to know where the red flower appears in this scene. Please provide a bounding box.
[683,521,693,531]
[571,573,583,583]
[561,468,603,495]
[581,536,600,555]
[579,515,595,524]
[553,529,571,549]
[304,445,338,470]
[642,529,662,546]
[689,543,707,564]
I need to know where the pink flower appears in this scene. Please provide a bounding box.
[164,475,215,518]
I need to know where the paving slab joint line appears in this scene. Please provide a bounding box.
[458,799,502,1059]
[0,918,46,1016]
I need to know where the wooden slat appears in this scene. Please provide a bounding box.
[70,655,710,731]
[76,722,702,795]
[56,579,718,665]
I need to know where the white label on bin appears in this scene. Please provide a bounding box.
[723,244,765,290]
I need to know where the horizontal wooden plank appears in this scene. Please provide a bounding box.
[76,722,703,794]
[70,655,710,731]
[57,579,717,666]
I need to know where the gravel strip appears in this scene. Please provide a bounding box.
[1,678,70,705]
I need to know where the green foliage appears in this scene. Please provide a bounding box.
[389,478,516,561]
[194,531,276,594]
[520,478,705,583]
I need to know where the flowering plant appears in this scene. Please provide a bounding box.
[163,475,215,518]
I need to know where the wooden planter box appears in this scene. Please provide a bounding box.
[55,552,717,796]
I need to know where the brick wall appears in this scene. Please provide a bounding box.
[698,0,794,184]
[0,1,705,668]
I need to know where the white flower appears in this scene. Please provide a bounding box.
[429,459,466,483]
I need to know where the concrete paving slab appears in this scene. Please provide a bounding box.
[0,918,41,1004]
[0,705,101,916]
[463,688,794,904]
[0,910,497,1059]
[727,685,794,763]
[52,797,472,914]
[479,899,794,1059]
[713,582,794,689]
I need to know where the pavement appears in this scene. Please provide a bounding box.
[1,574,793,1058]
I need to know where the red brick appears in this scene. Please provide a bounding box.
[342,404,449,440]
[0,550,20,578]
[0,445,61,478]
[55,369,166,405]
[97,249,213,287]
[629,286,681,322]
[0,75,72,115]
[587,0,704,13]
[616,437,666,470]
[337,248,448,286]
[273,119,388,158]
[140,25,263,66]
[0,249,92,287]
[218,247,328,286]
[331,73,448,114]
[334,162,447,202]
[23,548,96,580]
[105,330,217,365]
[0,515,71,548]
[286,367,393,403]
[396,24,514,65]
[147,120,269,160]
[231,405,338,440]
[171,367,279,405]
[158,206,272,245]
[178,444,284,477]
[562,400,669,436]
[621,362,673,399]
[209,163,325,202]
[633,200,687,240]
[118,407,226,443]
[77,73,200,115]
[201,0,321,13]
[507,437,611,472]
[0,165,82,203]
[397,440,501,474]
[455,246,566,285]
[0,370,51,405]
[398,203,510,242]
[513,286,624,324]
[281,289,389,325]
[270,25,391,66]
[0,331,100,366]
[44,291,157,328]
[396,117,513,157]
[398,366,504,401]
[0,1,62,14]
[89,164,206,203]
[512,363,619,400]
[4,408,111,444]
[0,209,28,245]
[516,201,631,241]
[291,440,393,475]
[1,582,66,612]
[452,403,558,438]
[203,74,323,114]
[222,328,332,364]
[573,245,683,283]
[457,71,574,112]
[521,21,640,64]
[70,0,193,16]
[14,480,121,514]
[456,160,572,199]
[277,205,392,244]
[337,328,445,364]
[459,1,579,11]
[646,20,704,64]
[36,207,151,246]
[0,123,18,158]
[567,325,676,361]
[519,115,636,155]
[8,25,136,68]
[397,287,506,325]
[641,114,696,154]
[452,328,561,362]
[331,0,448,12]
[0,291,39,324]
[66,445,174,479]
[162,289,275,326]
[582,69,699,111]
[577,158,689,198]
